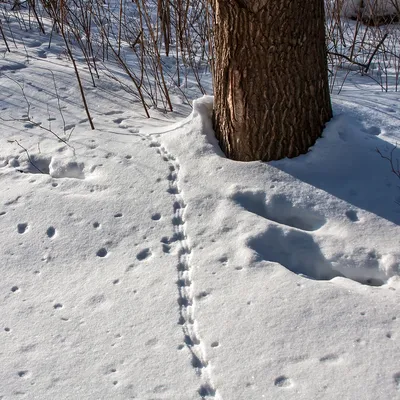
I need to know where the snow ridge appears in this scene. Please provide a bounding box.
[146,134,219,400]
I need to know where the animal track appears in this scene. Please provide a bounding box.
[151,213,161,221]
[274,376,292,388]
[394,372,400,390]
[319,354,340,363]
[363,126,381,136]
[47,226,56,238]
[248,226,385,285]
[136,248,151,261]
[248,226,342,280]
[17,223,28,234]
[97,248,108,258]
[345,210,359,222]
[113,118,125,124]
[145,134,217,399]
[104,110,123,116]
[232,190,326,231]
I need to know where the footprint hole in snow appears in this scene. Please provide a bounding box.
[97,248,108,258]
[232,191,326,231]
[394,372,400,390]
[345,210,359,222]
[197,290,210,299]
[151,213,161,221]
[319,354,339,363]
[162,244,171,253]
[125,264,135,272]
[191,354,204,369]
[198,384,216,397]
[248,226,385,286]
[364,126,381,136]
[17,223,28,234]
[172,216,184,225]
[136,248,151,261]
[173,201,183,211]
[177,297,190,307]
[47,226,56,238]
[274,376,292,388]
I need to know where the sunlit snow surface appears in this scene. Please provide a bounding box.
[1,15,400,400]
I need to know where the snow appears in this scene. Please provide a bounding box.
[339,0,399,18]
[1,10,400,400]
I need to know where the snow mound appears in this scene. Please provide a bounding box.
[192,95,213,120]
[49,157,86,179]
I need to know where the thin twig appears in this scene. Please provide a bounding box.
[14,140,44,174]
[377,144,400,179]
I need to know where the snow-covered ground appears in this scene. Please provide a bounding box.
[1,12,400,400]
[339,0,400,18]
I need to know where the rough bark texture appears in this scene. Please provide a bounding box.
[212,0,333,161]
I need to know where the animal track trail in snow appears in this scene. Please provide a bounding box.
[145,135,219,399]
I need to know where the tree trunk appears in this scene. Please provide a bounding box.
[212,0,333,161]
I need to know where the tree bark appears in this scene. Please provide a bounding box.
[212,0,333,161]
